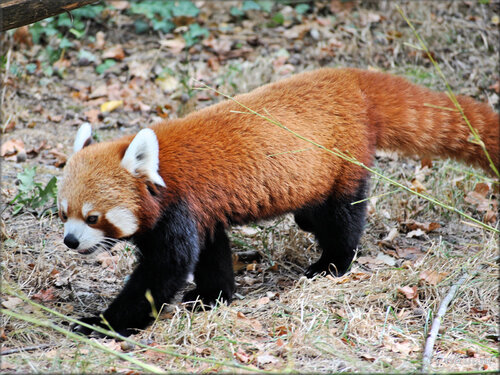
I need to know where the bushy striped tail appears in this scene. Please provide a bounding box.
[354,69,499,175]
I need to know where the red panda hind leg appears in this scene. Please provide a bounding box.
[182,222,235,308]
[295,178,369,277]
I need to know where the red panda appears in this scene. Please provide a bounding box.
[58,68,499,336]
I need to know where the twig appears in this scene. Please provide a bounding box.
[421,272,469,373]
[0,344,52,356]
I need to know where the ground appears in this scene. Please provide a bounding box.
[0,1,498,373]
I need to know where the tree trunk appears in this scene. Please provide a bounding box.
[0,0,100,32]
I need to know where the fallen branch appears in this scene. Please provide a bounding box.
[421,273,469,373]
[0,344,52,356]
[0,0,100,32]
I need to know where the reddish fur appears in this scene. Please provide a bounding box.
[63,68,499,234]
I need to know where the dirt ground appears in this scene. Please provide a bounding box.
[1,1,498,373]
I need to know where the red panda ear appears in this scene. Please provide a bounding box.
[121,128,166,187]
[73,123,93,153]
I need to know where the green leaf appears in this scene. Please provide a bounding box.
[230,6,245,17]
[59,37,74,49]
[242,1,261,11]
[271,12,284,25]
[151,18,175,33]
[17,167,37,194]
[172,1,199,17]
[134,19,150,34]
[26,63,37,74]
[78,49,96,63]
[96,59,116,74]
[183,23,209,47]
[295,3,309,14]
[57,13,73,28]
[257,1,273,13]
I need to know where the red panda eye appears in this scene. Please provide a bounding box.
[86,215,98,225]
[61,212,67,221]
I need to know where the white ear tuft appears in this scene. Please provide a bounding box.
[121,128,166,187]
[73,123,93,153]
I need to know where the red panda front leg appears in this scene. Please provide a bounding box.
[72,200,199,336]
[182,222,235,307]
[295,178,369,277]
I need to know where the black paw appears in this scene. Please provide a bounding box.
[71,316,135,338]
[182,289,232,310]
[305,261,344,278]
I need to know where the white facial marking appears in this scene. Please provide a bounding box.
[105,207,138,237]
[60,199,68,213]
[64,218,104,250]
[73,122,92,153]
[82,202,94,218]
[121,128,166,187]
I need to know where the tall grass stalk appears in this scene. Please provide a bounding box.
[193,81,499,234]
[396,4,499,178]
[2,286,273,374]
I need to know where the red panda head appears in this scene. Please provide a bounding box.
[58,123,165,254]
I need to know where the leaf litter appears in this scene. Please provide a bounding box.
[0,1,498,373]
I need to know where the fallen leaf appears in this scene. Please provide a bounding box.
[402,220,441,233]
[1,139,25,157]
[256,297,270,306]
[257,353,279,366]
[128,61,150,79]
[160,38,186,54]
[102,45,125,61]
[406,229,426,238]
[386,339,416,356]
[382,227,399,242]
[376,253,396,266]
[2,120,16,133]
[84,108,101,123]
[155,75,179,93]
[33,287,57,302]
[1,297,23,310]
[48,114,63,123]
[234,347,251,363]
[419,270,449,286]
[100,100,123,113]
[411,178,427,193]
[109,0,130,10]
[95,31,106,49]
[397,285,418,300]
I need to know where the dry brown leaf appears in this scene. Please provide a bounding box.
[128,61,150,79]
[256,297,270,306]
[397,285,418,300]
[2,120,16,133]
[1,139,25,157]
[234,347,251,363]
[102,45,125,61]
[33,287,57,302]
[411,178,427,193]
[84,108,101,123]
[1,297,23,310]
[109,0,130,10]
[419,270,449,286]
[406,229,426,238]
[95,31,106,49]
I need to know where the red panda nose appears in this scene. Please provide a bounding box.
[64,234,80,249]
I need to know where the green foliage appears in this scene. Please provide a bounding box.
[96,59,116,74]
[10,167,58,216]
[183,23,209,47]
[129,0,201,34]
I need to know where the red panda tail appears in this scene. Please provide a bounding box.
[354,69,499,175]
